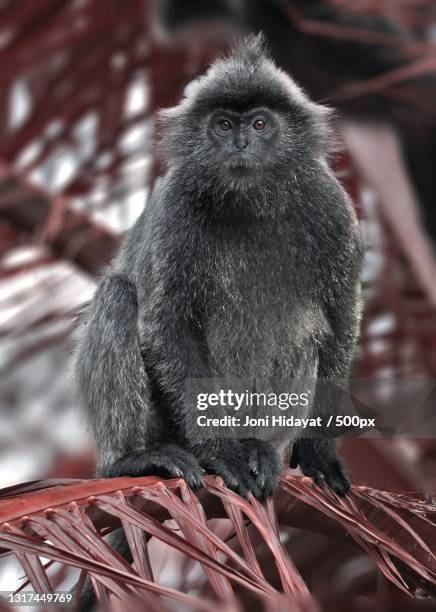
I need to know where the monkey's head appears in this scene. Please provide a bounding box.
[159,34,334,210]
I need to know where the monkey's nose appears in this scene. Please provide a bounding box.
[234,138,249,151]
[234,130,249,150]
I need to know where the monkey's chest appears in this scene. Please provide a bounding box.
[204,278,328,380]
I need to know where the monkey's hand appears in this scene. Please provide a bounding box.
[99,444,204,489]
[198,438,281,500]
[290,438,350,497]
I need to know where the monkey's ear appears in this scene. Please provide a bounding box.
[182,76,204,100]
[157,105,182,127]
[157,73,204,127]
[307,101,341,158]
[155,93,197,163]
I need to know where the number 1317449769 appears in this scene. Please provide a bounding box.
[2,592,74,606]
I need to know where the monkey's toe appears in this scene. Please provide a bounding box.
[101,445,204,489]
[151,444,205,489]
[241,438,281,499]
[199,439,264,499]
[319,460,350,496]
[291,438,350,497]
[202,458,263,499]
[302,461,350,497]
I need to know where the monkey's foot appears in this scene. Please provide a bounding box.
[199,438,281,500]
[290,438,350,497]
[100,445,204,489]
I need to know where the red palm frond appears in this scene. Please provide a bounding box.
[0,472,435,609]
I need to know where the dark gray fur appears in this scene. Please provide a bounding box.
[74,34,363,500]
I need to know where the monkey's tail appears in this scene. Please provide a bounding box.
[74,273,149,469]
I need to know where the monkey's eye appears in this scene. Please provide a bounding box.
[217,119,232,132]
[253,119,267,131]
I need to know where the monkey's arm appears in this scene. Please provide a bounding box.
[75,275,150,466]
[74,273,203,487]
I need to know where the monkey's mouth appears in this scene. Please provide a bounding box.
[223,158,262,175]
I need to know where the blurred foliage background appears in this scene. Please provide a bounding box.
[1,1,436,607]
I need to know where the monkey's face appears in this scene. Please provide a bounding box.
[159,35,335,203]
[205,107,283,181]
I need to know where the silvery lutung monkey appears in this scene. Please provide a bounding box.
[75,34,363,499]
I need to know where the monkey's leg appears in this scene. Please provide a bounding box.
[290,295,361,497]
[290,358,352,497]
[75,274,203,488]
[289,362,351,496]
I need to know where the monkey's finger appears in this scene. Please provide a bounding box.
[289,446,300,469]
[201,460,248,498]
[177,462,205,490]
[207,460,262,500]
[226,451,264,499]
[157,445,205,489]
[251,452,278,497]
[247,448,260,475]
[170,455,205,489]
[324,475,349,497]
[127,454,184,480]
[325,462,351,497]
[239,467,263,500]
[300,465,326,489]
[312,471,326,488]
[306,459,350,497]
[144,451,204,490]
[333,460,350,487]
[240,440,281,499]
[238,438,259,474]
